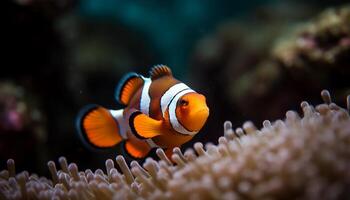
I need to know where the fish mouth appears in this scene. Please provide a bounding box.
[187,108,209,132]
[196,108,210,117]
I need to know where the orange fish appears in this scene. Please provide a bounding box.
[76,65,209,159]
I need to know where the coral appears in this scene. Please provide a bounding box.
[1,90,350,199]
[270,5,350,106]
[0,82,44,133]
[0,81,47,174]
[273,5,350,69]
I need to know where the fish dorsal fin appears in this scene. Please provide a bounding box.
[149,65,172,80]
[115,72,144,106]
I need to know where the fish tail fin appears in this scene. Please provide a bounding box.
[115,72,144,106]
[76,104,123,149]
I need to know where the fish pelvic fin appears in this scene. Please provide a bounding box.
[122,139,151,159]
[149,64,172,80]
[115,72,144,106]
[76,105,123,149]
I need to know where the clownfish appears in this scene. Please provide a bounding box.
[76,65,209,159]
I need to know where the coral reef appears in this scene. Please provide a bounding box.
[0,81,47,173]
[1,90,350,199]
[191,5,350,145]
[271,5,350,100]
[273,5,350,69]
[3,0,349,176]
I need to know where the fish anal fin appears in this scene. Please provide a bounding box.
[76,105,122,149]
[115,72,144,106]
[149,65,172,80]
[165,148,174,160]
[129,111,163,139]
[123,140,151,159]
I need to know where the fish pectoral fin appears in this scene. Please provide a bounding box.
[123,140,151,159]
[129,111,163,139]
[76,105,122,149]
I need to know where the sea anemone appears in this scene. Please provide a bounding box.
[1,90,350,200]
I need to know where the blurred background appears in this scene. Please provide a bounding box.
[1,0,349,175]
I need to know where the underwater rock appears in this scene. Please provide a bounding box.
[1,90,349,199]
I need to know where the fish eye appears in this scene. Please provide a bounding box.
[179,99,189,106]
